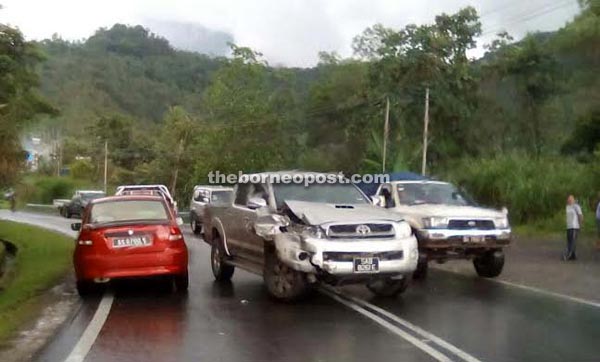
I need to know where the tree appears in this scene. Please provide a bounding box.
[351,7,483,169]
[0,23,55,187]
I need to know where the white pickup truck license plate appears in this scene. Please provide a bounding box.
[463,236,485,243]
[112,236,151,248]
[353,257,380,273]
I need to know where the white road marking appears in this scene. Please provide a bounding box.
[342,292,483,362]
[64,293,114,362]
[494,279,600,309]
[320,288,453,362]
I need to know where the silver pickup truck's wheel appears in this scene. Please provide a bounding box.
[211,235,235,281]
[367,275,410,297]
[190,215,202,235]
[473,250,505,278]
[264,248,309,301]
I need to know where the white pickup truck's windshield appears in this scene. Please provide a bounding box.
[211,190,232,205]
[397,182,472,206]
[81,193,105,201]
[273,183,369,209]
[90,200,169,223]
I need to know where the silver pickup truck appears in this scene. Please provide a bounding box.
[202,172,418,301]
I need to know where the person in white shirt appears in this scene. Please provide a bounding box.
[564,195,583,261]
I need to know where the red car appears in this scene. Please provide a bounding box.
[71,195,188,296]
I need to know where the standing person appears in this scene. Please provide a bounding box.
[564,195,583,261]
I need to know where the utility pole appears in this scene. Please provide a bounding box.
[171,138,185,193]
[103,140,108,193]
[382,97,390,173]
[421,87,430,176]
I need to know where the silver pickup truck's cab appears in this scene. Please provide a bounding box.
[203,172,418,301]
[189,185,233,235]
[372,179,511,279]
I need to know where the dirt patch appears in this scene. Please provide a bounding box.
[0,277,79,362]
[0,239,17,289]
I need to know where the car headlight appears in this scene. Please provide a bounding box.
[422,217,448,229]
[395,221,412,238]
[494,217,509,229]
[302,226,325,239]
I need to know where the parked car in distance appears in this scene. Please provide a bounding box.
[368,173,511,279]
[203,171,418,301]
[189,185,233,235]
[71,195,188,296]
[59,190,106,218]
[115,184,177,212]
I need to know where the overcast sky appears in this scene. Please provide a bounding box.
[0,0,581,67]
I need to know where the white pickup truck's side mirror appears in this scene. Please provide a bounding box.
[247,197,267,210]
[371,195,385,207]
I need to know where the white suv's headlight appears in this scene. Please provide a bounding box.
[422,217,448,229]
[494,217,509,229]
[395,221,412,238]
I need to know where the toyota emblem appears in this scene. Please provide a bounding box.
[467,220,476,227]
[356,224,371,235]
[128,229,134,236]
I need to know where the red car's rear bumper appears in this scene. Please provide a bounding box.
[74,247,188,281]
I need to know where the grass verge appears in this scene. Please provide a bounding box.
[0,221,73,344]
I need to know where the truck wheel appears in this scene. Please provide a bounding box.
[211,235,234,281]
[473,250,505,278]
[413,259,428,280]
[191,215,202,235]
[264,248,309,302]
[367,275,410,297]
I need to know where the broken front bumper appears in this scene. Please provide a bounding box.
[417,228,512,248]
[274,234,419,276]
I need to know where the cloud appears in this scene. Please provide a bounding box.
[0,0,581,67]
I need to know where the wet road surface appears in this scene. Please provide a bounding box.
[1,211,599,362]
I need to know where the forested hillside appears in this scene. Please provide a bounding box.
[4,1,599,226]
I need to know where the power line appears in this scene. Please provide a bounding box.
[481,0,577,36]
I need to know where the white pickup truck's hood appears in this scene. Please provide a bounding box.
[392,204,505,219]
[284,200,400,226]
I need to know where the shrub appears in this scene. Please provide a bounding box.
[445,153,598,224]
[17,176,76,205]
[69,159,95,180]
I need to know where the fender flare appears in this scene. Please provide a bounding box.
[211,217,231,256]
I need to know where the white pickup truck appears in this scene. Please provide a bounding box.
[369,176,511,279]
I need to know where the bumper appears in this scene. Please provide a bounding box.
[418,228,512,248]
[74,248,188,281]
[274,234,419,276]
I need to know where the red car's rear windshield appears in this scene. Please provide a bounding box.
[90,200,169,224]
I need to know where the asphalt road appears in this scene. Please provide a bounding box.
[1,211,599,362]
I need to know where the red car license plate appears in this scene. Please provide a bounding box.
[112,236,151,248]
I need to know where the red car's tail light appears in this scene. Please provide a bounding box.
[168,226,183,241]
